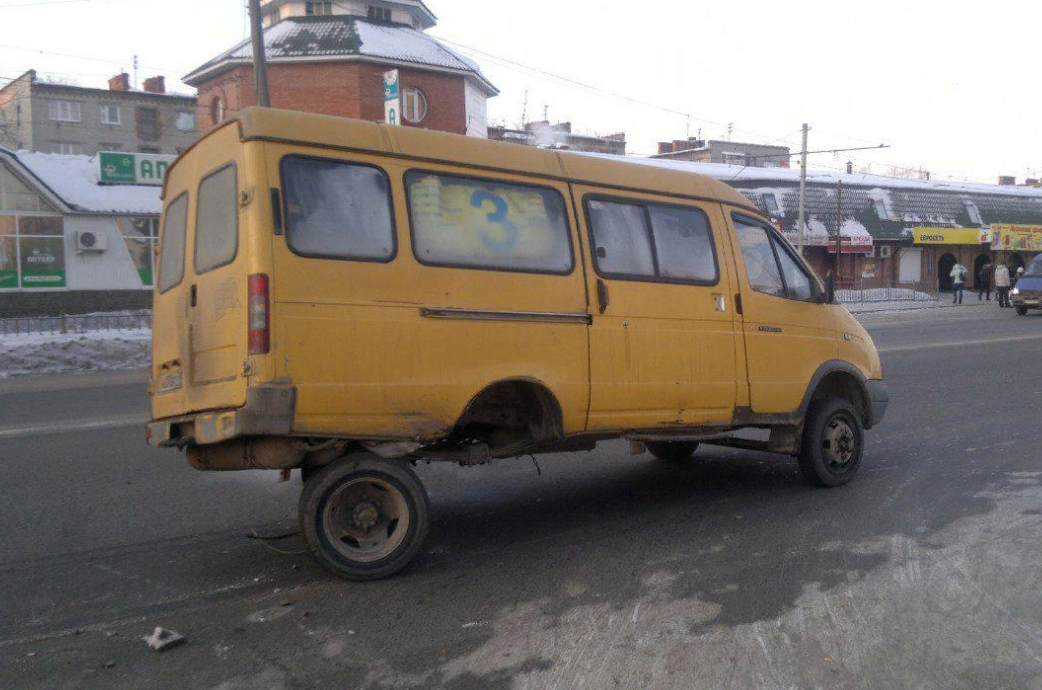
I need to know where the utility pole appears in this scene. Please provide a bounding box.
[248,0,271,107]
[835,180,843,277]
[796,123,808,254]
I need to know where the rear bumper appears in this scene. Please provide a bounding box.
[147,384,296,447]
[866,379,888,429]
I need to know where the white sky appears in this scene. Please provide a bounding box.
[1,0,1039,184]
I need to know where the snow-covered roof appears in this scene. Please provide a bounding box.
[184,16,497,95]
[632,157,1042,199]
[1,149,161,215]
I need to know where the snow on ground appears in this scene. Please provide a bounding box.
[0,329,151,379]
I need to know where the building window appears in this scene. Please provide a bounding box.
[176,111,196,131]
[120,217,160,287]
[761,192,780,216]
[963,200,982,225]
[306,1,332,15]
[0,215,66,290]
[48,142,83,155]
[100,104,120,125]
[402,87,427,123]
[98,143,123,152]
[48,100,81,123]
[367,5,392,21]
[137,107,160,141]
[873,198,888,220]
[139,146,161,153]
[211,96,224,124]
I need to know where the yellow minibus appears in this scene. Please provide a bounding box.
[147,107,887,580]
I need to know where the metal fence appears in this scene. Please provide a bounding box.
[835,279,939,303]
[0,310,152,337]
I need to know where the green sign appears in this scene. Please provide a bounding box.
[0,270,16,289]
[19,237,65,288]
[98,152,176,186]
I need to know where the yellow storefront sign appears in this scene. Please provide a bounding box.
[991,224,1042,252]
[912,227,986,245]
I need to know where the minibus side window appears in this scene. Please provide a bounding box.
[281,156,395,262]
[735,218,786,297]
[406,171,573,274]
[734,215,814,301]
[587,199,654,277]
[587,197,718,285]
[194,164,238,274]
[157,192,188,293]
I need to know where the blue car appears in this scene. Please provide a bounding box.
[1011,255,1042,316]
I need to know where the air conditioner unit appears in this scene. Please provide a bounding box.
[876,245,892,259]
[75,230,108,253]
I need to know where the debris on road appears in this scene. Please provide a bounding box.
[144,627,186,652]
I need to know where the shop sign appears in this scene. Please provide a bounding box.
[990,224,1042,252]
[912,227,982,245]
[19,238,65,288]
[383,70,400,126]
[781,231,831,247]
[826,236,874,254]
[98,152,175,186]
[862,262,876,278]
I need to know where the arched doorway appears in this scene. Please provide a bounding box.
[973,253,992,288]
[938,252,957,291]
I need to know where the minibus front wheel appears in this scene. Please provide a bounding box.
[797,397,864,488]
[300,455,430,581]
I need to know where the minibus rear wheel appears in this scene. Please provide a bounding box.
[646,441,699,462]
[798,397,863,488]
[300,455,430,581]
[1015,306,1028,316]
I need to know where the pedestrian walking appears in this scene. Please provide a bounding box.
[950,262,967,304]
[977,261,993,301]
[995,262,1011,307]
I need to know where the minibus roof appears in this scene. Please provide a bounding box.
[178,107,757,212]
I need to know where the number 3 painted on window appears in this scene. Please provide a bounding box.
[471,191,519,252]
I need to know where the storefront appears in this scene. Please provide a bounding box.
[913,227,993,291]
[0,149,166,316]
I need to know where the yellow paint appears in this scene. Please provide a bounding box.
[913,227,982,245]
[150,107,884,442]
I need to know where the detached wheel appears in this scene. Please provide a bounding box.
[1016,306,1028,316]
[300,455,429,581]
[798,398,863,487]
[647,441,699,462]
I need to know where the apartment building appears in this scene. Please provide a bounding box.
[0,70,198,156]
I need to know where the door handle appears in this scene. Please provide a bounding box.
[190,284,197,308]
[596,279,609,314]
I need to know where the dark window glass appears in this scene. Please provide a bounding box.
[588,199,654,277]
[194,166,238,274]
[282,157,394,261]
[158,193,188,292]
[138,107,159,141]
[407,171,572,273]
[648,205,717,282]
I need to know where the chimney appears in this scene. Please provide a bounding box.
[999,175,1016,186]
[658,142,673,155]
[108,72,130,92]
[142,76,166,94]
[553,122,572,133]
[846,161,853,174]
[1024,178,1040,187]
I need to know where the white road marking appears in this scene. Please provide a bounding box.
[0,414,149,439]
[878,333,1042,353]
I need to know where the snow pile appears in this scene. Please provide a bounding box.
[837,287,936,303]
[0,329,151,378]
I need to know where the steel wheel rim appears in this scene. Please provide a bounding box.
[821,414,857,471]
[322,477,411,563]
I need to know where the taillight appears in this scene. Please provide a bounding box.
[248,273,270,355]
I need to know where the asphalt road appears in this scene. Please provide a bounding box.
[2,303,1041,690]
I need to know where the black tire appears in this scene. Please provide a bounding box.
[300,455,430,581]
[1016,306,1028,316]
[798,397,864,488]
[646,441,699,462]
